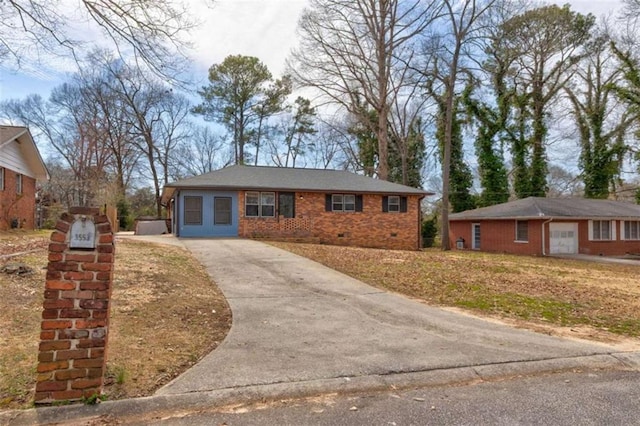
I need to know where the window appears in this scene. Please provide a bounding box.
[623,220,640,240]
[590,220,615,241]
[472,223,481,250]
[515,220,528,242]
[214,197,232,225]
[245,191,275,217]
[332,194,356,212]
[0,167,4,190]
[16,173,22,195]
[261,192,275,217]
[388,196,400,212]
[325,194,363,212]
[279,192,295,218]
[245,192,259,217]
[184,196,202,225]
[382,195,407,213]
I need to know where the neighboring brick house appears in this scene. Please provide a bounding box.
[449,197,640,257]
[161,165,430,250]
[0,126,49,230]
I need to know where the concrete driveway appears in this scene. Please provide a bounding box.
[156,238,636,396]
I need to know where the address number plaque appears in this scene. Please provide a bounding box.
[69,217,97,249]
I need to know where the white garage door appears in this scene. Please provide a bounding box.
[549,223,578,254]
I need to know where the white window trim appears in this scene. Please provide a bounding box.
[622,220,640,241]
[332,193,356,212]
[588,220,616,241]
[388,195,400,213]
[16,173,22,195]
[245,191,276,218]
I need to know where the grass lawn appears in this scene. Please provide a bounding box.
[269,242,640,343]
[0,231,231,410]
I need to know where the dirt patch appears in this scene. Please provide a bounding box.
[269,242,640,347]
[0,231,231,409]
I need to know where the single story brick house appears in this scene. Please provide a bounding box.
[0,126,49,230]
[449,197,640,256]
[160,165,430,250]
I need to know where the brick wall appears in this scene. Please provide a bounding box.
[450,219,640,256]
[0,169,36,230]
[576,220,640,256]
[239,191,422,251]
[36,208,114,404]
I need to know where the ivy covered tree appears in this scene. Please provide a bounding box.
[610,41,640,202]
[462,80,510,207]
[389,117,426,189]
[490,4,595,198]
[566,34,632,199]
[434,92,475,212]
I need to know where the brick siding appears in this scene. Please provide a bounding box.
[35,208,114,404]
[238,191,422,251]
[450,219,640,256]
[0,169,36,230]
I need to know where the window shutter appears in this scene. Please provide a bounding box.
[382,196,389,212]
[325,194,332,211]
[588,220,593,241]
[400,196,407,213]
[355,195,363,212]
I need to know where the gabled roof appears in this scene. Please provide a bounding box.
[0,125,49,181]
[161,165,430,204]
[449,197,640,220]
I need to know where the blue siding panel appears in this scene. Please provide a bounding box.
[177,190,239,237]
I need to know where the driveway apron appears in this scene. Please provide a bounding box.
[157,239,616,395]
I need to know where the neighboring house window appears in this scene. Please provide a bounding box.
[515,220,528,242]
[332,194,355,212]
[472,223,481,250]
[325,194,363,212]
[623,220,640,240]
[16,173,22,195]
[0,167,4,190]
[589,220,615,241]
[245,191,276,217]
[382,195,408,213]
[184,196,203,225]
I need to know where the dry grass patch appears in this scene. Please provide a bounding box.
[0,232,231,409]
[269,242,640,343]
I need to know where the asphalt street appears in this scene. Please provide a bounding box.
[123,369,640,425]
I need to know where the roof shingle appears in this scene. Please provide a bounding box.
[162,165,429,203]
[449,197,640,220]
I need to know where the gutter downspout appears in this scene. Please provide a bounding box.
[541,217,553,256]
[418,195,426,250]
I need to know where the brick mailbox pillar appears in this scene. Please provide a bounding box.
[35,207,115,404]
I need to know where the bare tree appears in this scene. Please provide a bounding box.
[0,0,197,83]
[104,62,191,216]
[1,86,112,207]
[288,0,443,180]
[175,126,229,177]
[421,0,498,250]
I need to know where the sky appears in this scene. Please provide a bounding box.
[0,0,626,104]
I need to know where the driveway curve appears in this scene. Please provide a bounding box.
[157,239,630,396]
